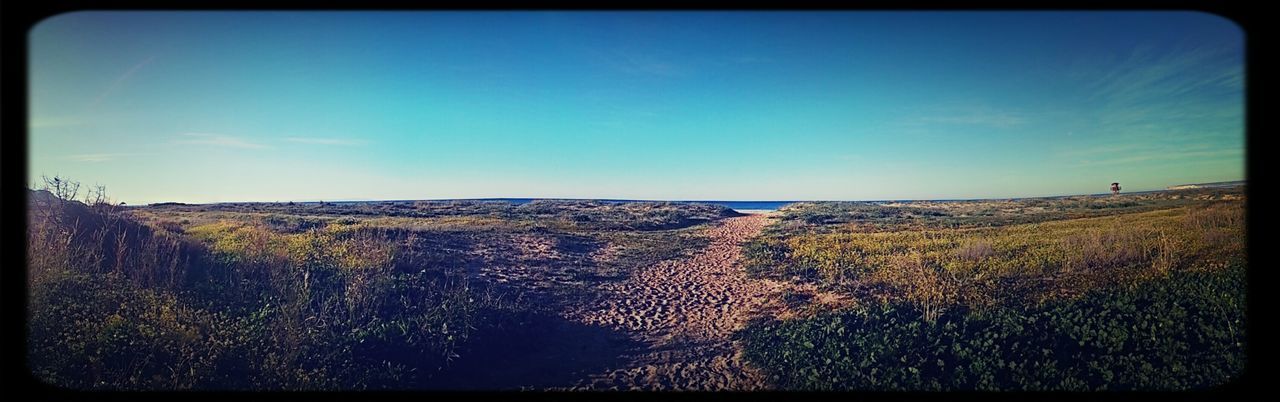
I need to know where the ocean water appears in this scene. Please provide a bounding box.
[699,201,794,211]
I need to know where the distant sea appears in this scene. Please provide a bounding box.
[293,181,1245,212]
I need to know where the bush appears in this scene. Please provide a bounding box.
[26,185,494,389]
[28,273,240,389]
[742,238,801,278]
[738,265,1246,391]
[955,241,994,261]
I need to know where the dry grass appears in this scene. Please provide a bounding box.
[955,240,994,261]
[746,200,1246,312]
[871,253,962,322]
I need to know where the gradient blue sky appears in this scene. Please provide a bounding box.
[29,11,1244,204]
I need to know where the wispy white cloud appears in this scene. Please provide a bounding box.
[64,153,136,163]
[91,55,157,108]
[726,55,774,65]
[1074,147,1242,167]
[899,104,1030,129]
[611,50,686,77]
[1056,142,1149,158]
[175,133,268,149]
[1067,49,1239,143]
[30,116,86,129]
[917,112,1025,128]
[1057,44,1243,171]
[284,137,366,146]
[1082,44,1242,122]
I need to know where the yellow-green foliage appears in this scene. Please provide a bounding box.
[740,199,1247,391]
[187,221,392,267]
[28,272,240,389]
[358,215,529,232]
[186,220,400,321]
[187,221,286,264]
[752,201,1245,313]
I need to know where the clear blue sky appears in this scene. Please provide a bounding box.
[29,11,1244,204]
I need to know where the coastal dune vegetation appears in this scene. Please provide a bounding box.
[737,188,1247,390]
[25,176,738,389]
[24,175,1248,391]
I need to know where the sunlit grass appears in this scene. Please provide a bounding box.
[747,201,1245,311]
[738,191,1247,390]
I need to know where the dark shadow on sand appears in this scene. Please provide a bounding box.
[420,310,638,390]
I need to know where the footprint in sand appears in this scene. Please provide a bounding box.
[568,213,800,391]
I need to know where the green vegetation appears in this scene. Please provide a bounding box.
[739,187,1247,390]
[767,187,1243,234]
[29,188,496,389]
[738,265,1245,390]
[27,175,1248,391]
[136,199,740,232]
[26,177,732,390]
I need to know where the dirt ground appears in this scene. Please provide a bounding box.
[425,213,852,391]
[564,213,849,390]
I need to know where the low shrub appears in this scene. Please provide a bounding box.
[738,265,1246,391]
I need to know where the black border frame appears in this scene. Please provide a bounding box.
[2,1,1266,401]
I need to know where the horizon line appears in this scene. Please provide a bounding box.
[124,181,1244,206]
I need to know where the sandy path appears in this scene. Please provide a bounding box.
[565,213,828,391]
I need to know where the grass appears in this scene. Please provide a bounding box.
[746,195,1245,310]
[27,176,1248,390]
[134,198,740,232]
[26,180,735,390]
[737,187,1247,390]
[28,200,492,389]
[766,187,1242,235]
[738,264,1246,390]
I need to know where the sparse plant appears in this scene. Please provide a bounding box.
[876,253,961,323]
[955,240,994,261]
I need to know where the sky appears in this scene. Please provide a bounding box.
[28,11,1245,204]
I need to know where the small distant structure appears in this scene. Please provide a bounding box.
[1110,182,1121,195]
